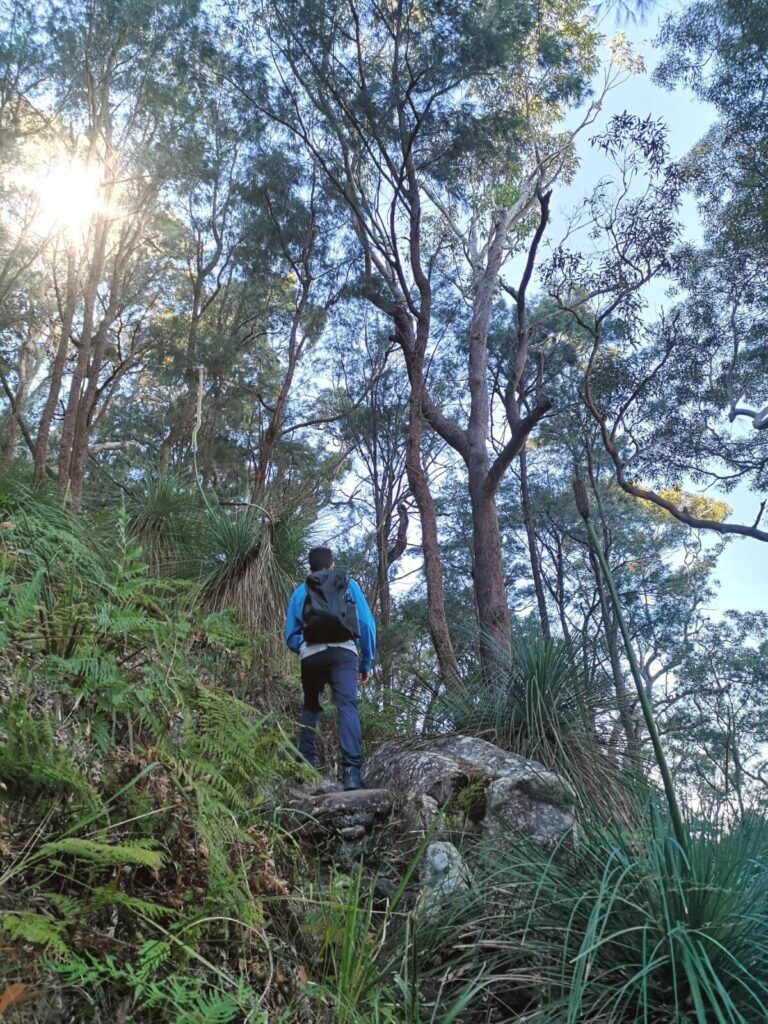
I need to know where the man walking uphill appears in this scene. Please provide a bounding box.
[285,546,376,791]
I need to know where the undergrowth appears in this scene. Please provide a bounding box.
[0,479,302,1021]
[3,477,768,1023]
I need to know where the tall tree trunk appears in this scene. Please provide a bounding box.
[468,463,511,668]
[393,305,460,686]
[34,251,77,484]
[1,374,27,465]
[519,445,551,639]
[405,376,460,687]
[66,319,111,512]
[58,218,110,498]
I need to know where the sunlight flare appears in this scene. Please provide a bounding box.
[27,158,105,240]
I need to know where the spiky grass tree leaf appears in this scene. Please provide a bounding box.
[127,476,206,576]
[198,507,293,634]
[438,634,636,820]
[411,817,768,1023]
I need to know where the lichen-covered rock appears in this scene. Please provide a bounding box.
[364,745,470,806]
[417,841,470,917]
[362,735,575,846]
[278,783,392,841]
[484,773,574,842]
[426,735,531,776]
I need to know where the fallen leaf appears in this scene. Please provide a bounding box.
[0,984,30,1015]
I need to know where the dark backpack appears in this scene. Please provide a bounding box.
[301,570,360,644]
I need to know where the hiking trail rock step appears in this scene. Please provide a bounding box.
[362,734,576,846]
[278,783,392,843]
[417,840,470,918]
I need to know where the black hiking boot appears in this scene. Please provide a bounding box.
[343,766,365,791]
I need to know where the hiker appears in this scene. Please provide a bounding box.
[284,546,376,791]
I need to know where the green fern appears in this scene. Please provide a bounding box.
[1,910,70,958]
[0,698,99,807]
[0,567,44,639]
[38,837,164,869]
[1,484,300,1021]
[87,885,177,921]
[50,949,262,1024]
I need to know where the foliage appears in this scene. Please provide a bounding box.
[0,489,298,1019]
[198,504,298,635]
[126,476,207,576]
[410,817,768,1023]
[50,947,264,1024]
[437,634,635,820]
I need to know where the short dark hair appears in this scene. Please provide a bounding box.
[308,546,333,572]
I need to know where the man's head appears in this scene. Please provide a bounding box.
[308,546,334,572]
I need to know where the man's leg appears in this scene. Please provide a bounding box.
[298,654,325,769]
[327,648,363,771]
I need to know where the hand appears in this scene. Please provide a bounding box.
[358,670,369,686]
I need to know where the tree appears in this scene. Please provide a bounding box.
[20,0,207,507]
[244,0,601,678]
[557,2,768,544]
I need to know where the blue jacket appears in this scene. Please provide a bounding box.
[284,577,376,672]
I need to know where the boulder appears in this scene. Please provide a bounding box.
[362,735,575,846]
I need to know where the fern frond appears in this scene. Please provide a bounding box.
[0,699,100,807]
[0,910,70,958]
[87,886,177,921]
[38,837,164,869]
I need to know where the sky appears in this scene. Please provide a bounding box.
[551,3,768,615]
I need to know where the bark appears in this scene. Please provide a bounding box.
[406,374,461,687]
[468,463,511,666]
[65,219,138,511]
[519,445,551,639]
[251,276,310,500]
[395,309,460,686]
[1,369,27,466]
[157,275,205,470]
[57,215,110,498]
[34,251,77,484]
[0,370,36,464]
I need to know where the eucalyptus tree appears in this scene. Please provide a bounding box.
[240,0,603,679]
[662,611,768,823]
[15,0,208,508]
[0,2,55,464]
[550,4,768,548]
[328,324,411,629]
[644,0,768,534]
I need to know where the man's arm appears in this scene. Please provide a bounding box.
[285,586,305,655]
[349,579,376,673]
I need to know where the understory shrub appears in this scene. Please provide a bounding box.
[0,486,302,1021]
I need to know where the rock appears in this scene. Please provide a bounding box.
[484,774,575,843]
[362,735,575,847]
[373,877,395,902]
[364,744,470,805]
[338,824,367,841]
[277,783,392,849]
[417,841,470,917]
[425,735,531,775]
